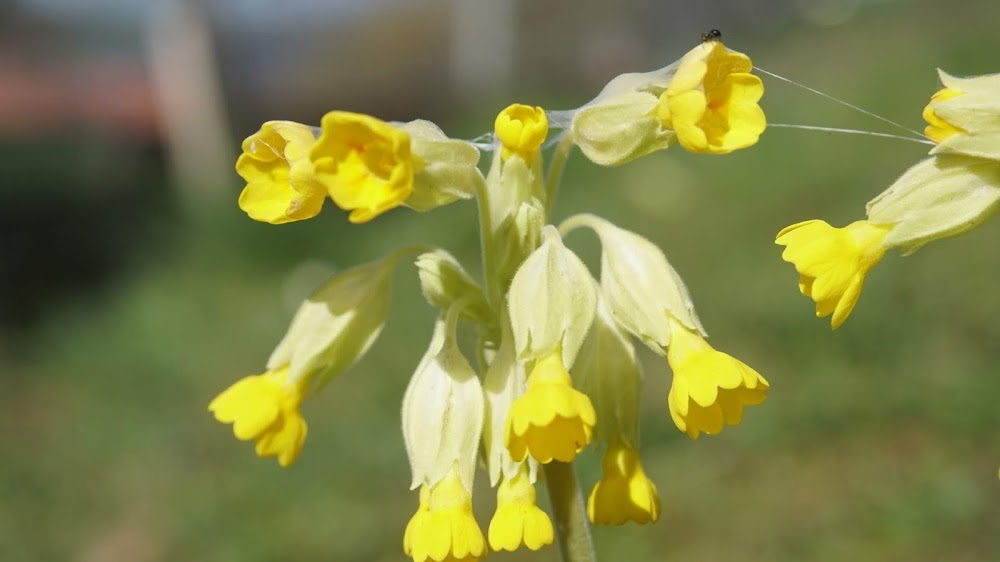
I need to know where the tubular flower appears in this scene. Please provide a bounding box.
[488,468,554,552]
[922,70,1000,160]
[923,88,965,144]
[495,104,548,163]
[505,346,596,464]
[208,366,310,467]
[656,39,765,154]
[403,469,487,562]
[776,220,892,329]
[310,111,413,223]
[237,121,326,224]
[666,316,768,440]
[587,442,660,525]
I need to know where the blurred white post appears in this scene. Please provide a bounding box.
[449,0,517,100]
[145,0,234,206]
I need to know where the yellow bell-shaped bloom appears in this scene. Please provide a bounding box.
[488,468,554,552]
[505,346,596,464]
[587,442,660,525]
[310,111,414,223]
[208,366,310,467]
[656,40,765,154]
[923,88,965,144]
[495,103,548,163]
[236,121,326,224]
[403,469,487,562]
[776,219,891,329]
[666,317,768,439]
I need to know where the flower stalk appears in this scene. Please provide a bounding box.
[544,461,597,562]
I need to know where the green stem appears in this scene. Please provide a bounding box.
[544,461,597,562]
[473,177,502,308]
[544,132,576,221]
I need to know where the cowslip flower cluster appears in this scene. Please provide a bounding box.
[776,70,1000,328]
[211,35,770,561]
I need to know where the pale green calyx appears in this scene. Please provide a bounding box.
[507,225,597,367]
[574,290,641,447]
[560,213,705,352]
[398,119,485,212]
[866,154,1000,255]
[401,314,485,493]
[484,149,546,287]
[563,63,679,167]
[267,251,400,387]
[415,249,494,332]
[482,316,537,486]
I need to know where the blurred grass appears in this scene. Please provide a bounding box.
[3,1,1000,560]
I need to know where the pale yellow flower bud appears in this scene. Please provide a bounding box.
[415,250,494,332]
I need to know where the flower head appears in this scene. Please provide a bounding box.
[237,121,325,224]
[656,40,765,154]
[310,111,413,223]
[776,219,891,329]
[495,104,548,163]
[488,468,554,552]
[505,346,596,464]
[587,442,660,525]
[666,317,768,439]
[208,366,310,467]
[404,469,487,562]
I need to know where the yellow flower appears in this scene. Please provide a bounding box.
[923,88,965,144]
[776,220,891,329]
[208,366,310,467]
[505,347,596,464]
[494,104,548,163]
[666,317,768,439]
[587,442,660,525]
[656,40,765,154]
[404,469,487,562]
[236,121,326,224]
[488,468,554,552]
[310,111,413,223]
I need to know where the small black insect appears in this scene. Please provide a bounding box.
[701,29,722,42]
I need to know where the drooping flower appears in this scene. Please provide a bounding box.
[505,346,596,464]
[236,120,326,224]
[656,39,766,154]
[310,111,414,223]
[567,38,765,165]
[923,70,1000,160]
[775,220,891,329]
[401,313,486,562]
[208,366,310,467]
[587,441,660,525]
[666,316,768,439]
[404,468,487,562]
[488,467,554,552]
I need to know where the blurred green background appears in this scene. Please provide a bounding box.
[1,0,998,561]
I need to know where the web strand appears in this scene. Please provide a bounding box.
[767,123,935,146]
[756,66,931,142]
